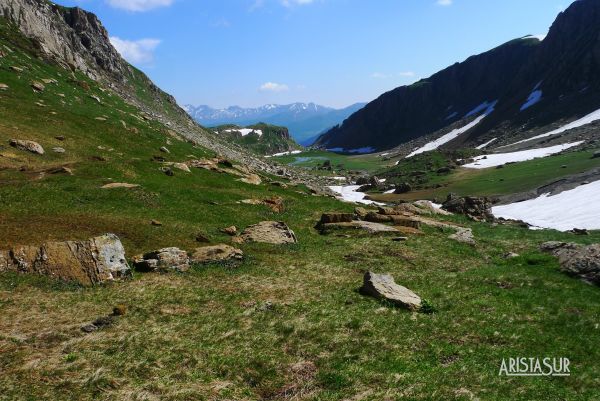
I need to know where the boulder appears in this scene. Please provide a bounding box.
[389,216,421,229]
[172,162,191,173]
[0,234,131,285]
[442,193,493,221]
[30,81,45,92]
[394,183,412,194]
[234,221,297,244]
[412,200,451,216]
[190,244,243,264]
[354,207,371,219]
[592,151,600,159]
[221,226,238,236]
[319,213,354,224]
[52,147,66,153]
[0,83,8,90]
[449,228,476,246]
[263,196,285,213]
[134,247,190,273]
[540,242,600,285]
[359,271,422,311]
[9,139,44,155]
[240,174,262,185]
[365,212,393,223]
[160,146,170,154]
[318,221,400,235]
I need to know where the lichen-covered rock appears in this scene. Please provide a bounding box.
[319,213,354,224]
[134,247,190,273]
[449,228,476,246]
[541,242,600,285]
[9,139,45,155]
[0,234,131,285]
[233,221,297,244]
[360,271,422,311]
[318,221,400,235]
[190,244,243,264]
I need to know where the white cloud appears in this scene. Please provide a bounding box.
[259,82,289,92]
[106,0,174,12]
[436,0,453,5]
[398,71,415,77]
[110,37,161,64]
[281,0,315,6]
[371,71,416,79]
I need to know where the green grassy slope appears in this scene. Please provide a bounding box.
[212,123,301,156]
[1,14,600,401]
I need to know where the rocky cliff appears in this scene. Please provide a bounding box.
[316,0,600,152]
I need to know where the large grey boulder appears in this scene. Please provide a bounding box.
[360,271,422,311]
[541,242,600,285]
[133,247,190,273]
[0,234,130,285]
[442,193,493,221]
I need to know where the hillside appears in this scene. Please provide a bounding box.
[186,102,366,144]
[212,123,301,156]
[316,0,600,154]
[1,1,600,400]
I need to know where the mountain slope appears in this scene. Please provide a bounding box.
[212,123,301,155]
[316,0,600,153]
[185,102,366,143]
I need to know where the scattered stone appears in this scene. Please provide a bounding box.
[133,247,190,273]
[30,81,45,92]
[160,146,170,153]
[190,244,243,264]
[90,95,101,103]
[150,220,163,226]
[9,139,44,155]
[240,173,262,185]
[392,237,409,242]
[171,162,191,173]
[437,167,451,174]
[319,213,354,224]
[354,207,370,219]
[195,232,211,243]
[503,252,520,259]
[101,182,139,189]
[113,305,127,316]
[233,221,297,244]
[541,242,600,285]
[94,117,107,121]
[48,166,73,175]
[359,271,422,311]
[412,200,451,216]
[592,151,600,159]
[319,221,400,235]
[221,226,237,236]
[41,78,57,85]
[394,183,412,194]
[442,193,493,221]
[161,167,174,176]
[52,147,66,153]
[9,66,23,73]
[449,228,476,246]
[0,83,8,90]
[0,234,131,285]
[263,196,285,213]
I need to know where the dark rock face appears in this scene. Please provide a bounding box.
[541,242,600,285]
[315,0,600,152]
[442,194,493,221]
[394,183,412,194]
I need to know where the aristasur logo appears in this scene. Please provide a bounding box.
[499,357,570,377]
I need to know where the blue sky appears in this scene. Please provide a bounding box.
[62,0,572,108]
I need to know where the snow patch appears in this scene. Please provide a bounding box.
[465,100,497,118]
[265,150,302,158]
[329,185,384,205]
[476,138,497,150]
[463,141,584,169]
[492,180,600,231]
[224,128,263,137]
[508,107,600,146]
[520,89,543,111]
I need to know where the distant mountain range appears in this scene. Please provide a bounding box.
[316,0,600,153]
[183,102,366,145]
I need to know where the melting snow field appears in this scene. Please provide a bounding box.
[224,128,263,137]
[463,141,583,169]
[508,107,600,146]
[265,150,302,158]
[492,180,600,231]
[328,185,383,205]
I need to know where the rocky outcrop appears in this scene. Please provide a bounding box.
[318,221,400,235]
[9,139,44,154]
[190,244,243,264]
[442,194,493,221]
[233,221,297,244]
[133,248,190,273]
[359,271,422,311]
[541,241,600,285]
[0,234,131,285]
